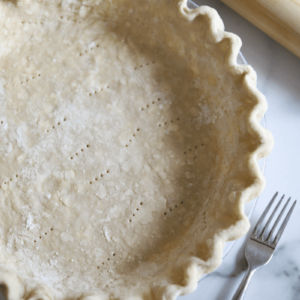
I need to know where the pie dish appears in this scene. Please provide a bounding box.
[0,0,273,299]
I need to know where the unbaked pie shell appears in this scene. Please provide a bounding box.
[0,0,273,299]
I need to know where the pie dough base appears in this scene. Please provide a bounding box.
[0,0,273,299]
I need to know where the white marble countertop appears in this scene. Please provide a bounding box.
[181,1,300,300]
[0,2,299,300]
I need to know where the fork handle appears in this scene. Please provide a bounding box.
[231,267,257,300]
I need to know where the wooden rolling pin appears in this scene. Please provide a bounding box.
[220,0,300,59]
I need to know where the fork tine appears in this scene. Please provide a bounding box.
[259,194,285,240]
[252,192,278,237]
[271,200,296,247]
[266,197,290,243]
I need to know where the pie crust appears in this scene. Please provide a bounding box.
[0,0,273,299]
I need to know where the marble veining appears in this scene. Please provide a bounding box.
[0,1,299,300]
[181,1,300,299]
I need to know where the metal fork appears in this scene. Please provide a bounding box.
[231,192,297,300]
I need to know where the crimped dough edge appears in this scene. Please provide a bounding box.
[152,2,274,299]
[0,1,274,300]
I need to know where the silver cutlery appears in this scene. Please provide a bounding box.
[231,192,297,300]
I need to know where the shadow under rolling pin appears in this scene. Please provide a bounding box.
[220,0,300,59]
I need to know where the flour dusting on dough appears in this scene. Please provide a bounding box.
[0,0,272,299]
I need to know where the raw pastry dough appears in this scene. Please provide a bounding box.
[0,0,273,299]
